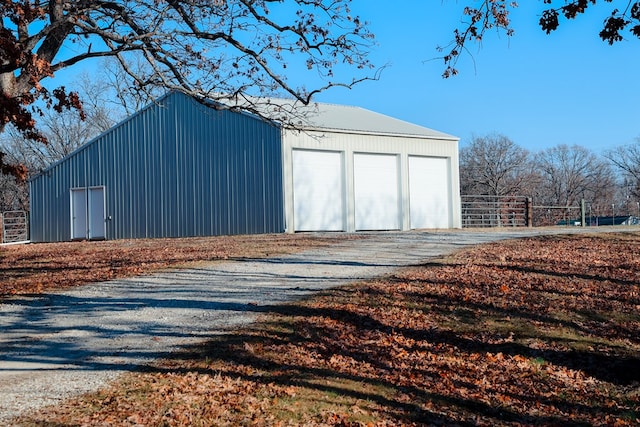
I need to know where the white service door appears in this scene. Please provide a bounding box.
[409,156,450,229]
[292,150,345,231]
[71,186,106,240]
[88,187,106,239]
[71,188,88,240]
[354,153,400,230]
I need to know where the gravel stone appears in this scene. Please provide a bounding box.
[0,229,626,423]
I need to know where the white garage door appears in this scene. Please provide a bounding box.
[354,153,400,230]
[292,150,345,231]
[409,156,450,229]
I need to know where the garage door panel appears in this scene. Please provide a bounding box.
[293,150,345,231]
[354,153,400,230]
[409,157,450,229]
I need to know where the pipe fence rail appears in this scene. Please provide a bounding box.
[1,211,29,244]
[533,204,583,227]
[461,196,638,228]
[461,195,531,228]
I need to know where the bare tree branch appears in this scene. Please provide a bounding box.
[0,0,376,178]
[443,1,640,77]
[459,134,533,197]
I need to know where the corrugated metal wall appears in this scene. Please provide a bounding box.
[30,92,284,242]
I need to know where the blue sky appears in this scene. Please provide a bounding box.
[50,1,639,154]
[311,1,640,154]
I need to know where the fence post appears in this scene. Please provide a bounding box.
[526,197,533,228]
[581,199,586,227]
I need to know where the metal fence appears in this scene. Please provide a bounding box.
[461,196,638,228]
[1,211,29,244]
[461,196,531,228]
[532,205,583,227]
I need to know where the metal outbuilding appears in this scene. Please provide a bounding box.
[29,91,460,242]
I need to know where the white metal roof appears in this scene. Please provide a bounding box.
[214,95,458,140]
[291,101,458,140]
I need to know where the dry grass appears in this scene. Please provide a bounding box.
[9,232,640,426]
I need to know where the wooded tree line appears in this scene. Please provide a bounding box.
[460,134,640,220]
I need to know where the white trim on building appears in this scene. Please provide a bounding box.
[282,126,461,232]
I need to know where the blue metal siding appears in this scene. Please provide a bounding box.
[29,92,284,242]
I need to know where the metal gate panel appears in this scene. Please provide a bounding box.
[1,211,28,243]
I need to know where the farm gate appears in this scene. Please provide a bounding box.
[461,196,591,228]
[1,211,29,243]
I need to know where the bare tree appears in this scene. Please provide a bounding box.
[2,70,122,173]
[0,172,28,212]
[604,139,640,199]
[534,144,616,210]
[0,67,126,211]
[0,0,375,177]
[98,58,166,116]
[0,132,29,211]
[459,134,533,196]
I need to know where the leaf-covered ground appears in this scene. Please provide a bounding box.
[13,233,640,426]
[0,234,342,298]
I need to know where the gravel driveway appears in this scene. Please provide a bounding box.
[0,228,621,423]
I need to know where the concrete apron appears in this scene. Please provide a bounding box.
[0,228,633,421]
